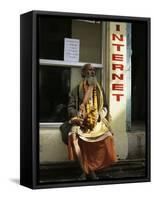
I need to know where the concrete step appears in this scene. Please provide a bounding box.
[39,159,145,183]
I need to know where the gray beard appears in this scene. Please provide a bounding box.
[85,75,97,86]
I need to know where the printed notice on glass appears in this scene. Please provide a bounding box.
[64,38,80,62]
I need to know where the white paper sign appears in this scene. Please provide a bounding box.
[64,38,80,62]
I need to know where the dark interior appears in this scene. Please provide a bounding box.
[131,22,147,124]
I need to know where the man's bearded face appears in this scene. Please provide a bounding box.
[84,65,97,86]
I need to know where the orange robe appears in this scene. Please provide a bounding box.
[68,133,117,174]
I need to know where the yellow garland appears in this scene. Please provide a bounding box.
[85,86,98,130]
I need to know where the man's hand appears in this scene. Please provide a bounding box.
[79,103,85,112]
[70,116,83,126]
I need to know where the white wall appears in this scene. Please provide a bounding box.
[40,128,68,163]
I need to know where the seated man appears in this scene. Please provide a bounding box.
[66,64,117,180]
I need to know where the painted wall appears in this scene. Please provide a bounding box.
[39,127,145,163]
[107,22,129,159]
[39,127,68,163]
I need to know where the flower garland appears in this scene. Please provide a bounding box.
[84,86,98,130]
